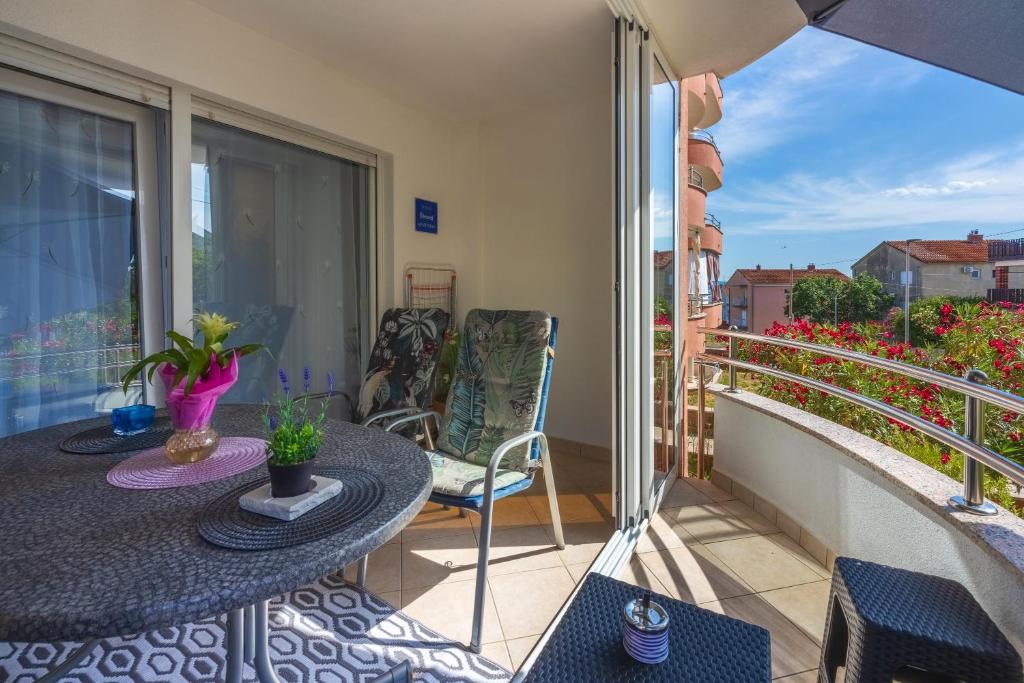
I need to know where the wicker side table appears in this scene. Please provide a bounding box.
[521,573,771,682]
[820,557,1022,683]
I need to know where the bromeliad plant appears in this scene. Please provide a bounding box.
[262,368,333,466]
[120,312,264,396]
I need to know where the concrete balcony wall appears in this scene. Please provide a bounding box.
[686,184,707,230]
[686,74,706,130]
[712,387,1024,651]
[701,301,722,329]
[687,138,723,191]
[697,73,723,129]
[701,223,723,254]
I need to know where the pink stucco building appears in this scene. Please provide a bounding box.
[724,265,849,334]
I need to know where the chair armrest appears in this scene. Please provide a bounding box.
[361,407,424,428]
[484,430,545,478]
[383,410,442,450]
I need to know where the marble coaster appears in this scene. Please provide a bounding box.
[239,476,343,521]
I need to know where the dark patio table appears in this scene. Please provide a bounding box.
[0,405,432,682]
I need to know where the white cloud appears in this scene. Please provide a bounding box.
[714,29,927,162]
[716,142,1024,235]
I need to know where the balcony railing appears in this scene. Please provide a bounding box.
[705,213,722,231]
[989,238,1024,262]
[694,327,1024,516]
[688,294,703,318]
[687,166,704,191]
[689,128,720,154]
[988,288,1024,304]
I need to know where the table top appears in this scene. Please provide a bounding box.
[522,573,772,683]
[0,405,432,642]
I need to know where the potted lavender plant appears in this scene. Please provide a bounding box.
[263,368,332,497]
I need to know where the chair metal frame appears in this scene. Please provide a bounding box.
[357,319,565,654]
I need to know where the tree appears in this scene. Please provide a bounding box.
[792,273,893,324]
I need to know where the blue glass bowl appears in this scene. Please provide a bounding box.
[112,404,156,436]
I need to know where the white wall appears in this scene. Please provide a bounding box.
[479,89,614,448]
[714,388,1024,650]
[0,0,486,315]
[0,0,614,448]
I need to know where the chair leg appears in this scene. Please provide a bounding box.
[470,493,494,654]
[459,508,467,518]
[540,443,565,549]
[356,555,368,588]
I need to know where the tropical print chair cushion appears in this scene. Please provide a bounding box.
[358,308,450,421]
[426,450,529,498]
[437,309,552,473]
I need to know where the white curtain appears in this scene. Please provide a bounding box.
[0,88,137,436]
[192,119,371,405]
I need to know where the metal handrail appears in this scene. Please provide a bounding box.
[689,128,718,149]
[699,327,1024,417]
[687,166,704,190]
[705,213,722,231]
[694,327,1024,516]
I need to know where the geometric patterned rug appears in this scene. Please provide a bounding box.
[0,575,512,682]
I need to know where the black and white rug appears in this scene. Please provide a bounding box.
[0,575,511,682]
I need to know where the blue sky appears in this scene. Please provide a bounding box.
[713,27,1024,278]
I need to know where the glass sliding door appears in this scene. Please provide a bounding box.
[191,118,372,405]
[614,21,680,527]
[0,67,161,436]
[649,56,680,491]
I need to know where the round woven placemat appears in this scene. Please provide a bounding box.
[59,418,174,454]
[107,437,267,490]
[197,466,385,551]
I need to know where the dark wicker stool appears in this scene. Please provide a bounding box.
[523,573,771,682]
[820,557,1022,683]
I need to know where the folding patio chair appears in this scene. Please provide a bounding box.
[363,309,565,653]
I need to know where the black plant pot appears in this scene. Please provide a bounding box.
[267,459,316,498]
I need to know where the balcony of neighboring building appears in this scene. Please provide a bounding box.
[685,73,724,130]
[702,213,723,254]
[688,130,723,191]
[686,167,708,230]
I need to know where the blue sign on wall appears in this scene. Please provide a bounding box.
[415,198,438,234]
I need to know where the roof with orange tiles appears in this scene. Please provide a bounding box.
[734,268,850,285]
[654,250,673,268]
[883,238,988,263]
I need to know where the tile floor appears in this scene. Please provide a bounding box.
[348,450,832,680]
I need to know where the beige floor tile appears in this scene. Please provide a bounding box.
[637,543,753,605]
[660,478,715,509]
[529,489,613,525]
[682,476,735,502]
[545,520,615,566]
[490,566,576,640]
[773,671,817,682]
[479,524,564,577]
[720,499,780,534]
[703,535,823,592]
[401,501,474,543]
[480,640,513,671]
[505,634,540,670]
[342,542,401,594]
[635,511,698,553]
[710,593,821,679]
[764,533,832,579]
[661,503,761,543]
[469,494,541,530]
[401,579,504,645]
[376,590,401,609]
[760,580,832,645]
[616,556,670,594]
[565,562,590,583]
[401,530,480,589]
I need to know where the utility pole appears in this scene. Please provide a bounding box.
[833,290,839,327]
[789,263,794,323]
[904,238,921,344]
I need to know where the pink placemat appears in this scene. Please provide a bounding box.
[107,437,267,490]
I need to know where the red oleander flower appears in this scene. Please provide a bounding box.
[941,452,951,465]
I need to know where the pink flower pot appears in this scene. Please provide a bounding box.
[158,353,239,463]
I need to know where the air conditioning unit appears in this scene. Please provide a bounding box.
[962,266,974,273]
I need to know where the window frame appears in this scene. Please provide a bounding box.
[0,65,164,404]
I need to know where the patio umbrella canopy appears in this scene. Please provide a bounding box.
[796,0,1024,94]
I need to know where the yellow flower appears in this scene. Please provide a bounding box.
[194,311,237,349]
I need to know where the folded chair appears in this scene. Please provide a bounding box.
[365,309,565,653]
[351,307,449,427]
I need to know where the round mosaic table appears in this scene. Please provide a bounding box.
[0,405,432,682]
